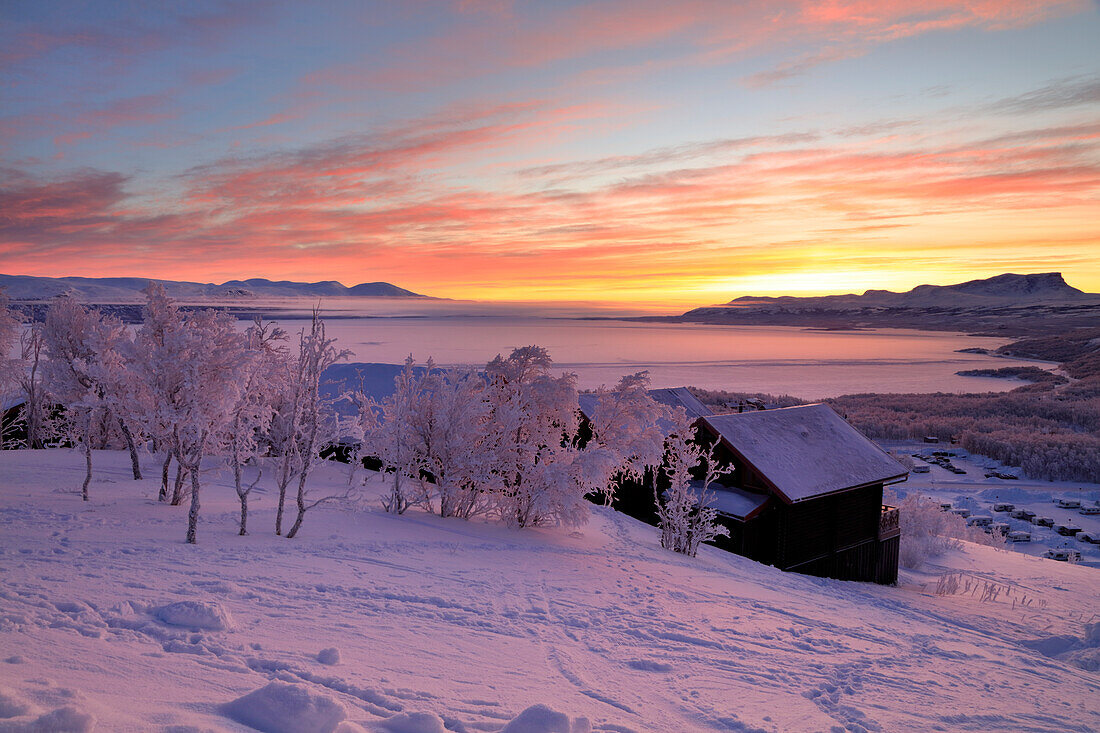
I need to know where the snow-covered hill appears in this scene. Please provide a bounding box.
[1,450,1097,732]
[0,274,428,302]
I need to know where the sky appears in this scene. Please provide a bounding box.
[2,0,1099,308]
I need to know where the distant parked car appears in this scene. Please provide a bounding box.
[911,465,930,474]
[949,467,967,475]
[1007,531,1031,543]
[1055,525,1082,536]
[949,508,971,519]
[1011,509,1036,521]
[1077,532,1100,545]
[1057,498,1082,509]
[1042,548,1082,562]
[1079,505,1100,516]
[1034,517,1054,527]
[993,503,1015,513]
[923,436,939,444]
[967,515,993,528]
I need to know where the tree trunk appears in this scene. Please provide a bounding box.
[275,477,287,535]
[186,457,202,544]
[238,493,249,534]
[159,453,171,501]
[82,434,92,502]
[233,459,248,536]
[285,470,310,539]
[118,418,142,480]
[171,461,187,506]
[285,494,306,538]
[275,451,293,535]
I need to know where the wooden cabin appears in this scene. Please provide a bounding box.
[698,404,905,585]
[580,390,905,584]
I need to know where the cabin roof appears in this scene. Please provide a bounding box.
[701,404,907,503]
[578,386,712,423]
[687,482,770,520]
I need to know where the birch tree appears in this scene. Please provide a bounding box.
[0,290,23,449]
[587,371,670,506]
[164,308,247,543]
[484,346,615,528]
[41,297,126,500]
[225,318,284,535]
[278,310,350,539]
[654,409,731,557]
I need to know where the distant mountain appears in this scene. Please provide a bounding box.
[666,273,1100,335]
[724,273,1092,310]
[0,274,429,301]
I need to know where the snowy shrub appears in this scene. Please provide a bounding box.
[891,492,1003,569]
[655,409,730,558]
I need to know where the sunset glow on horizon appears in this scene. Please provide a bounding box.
[2,1,1099,306]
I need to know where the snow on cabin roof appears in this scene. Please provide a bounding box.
[578,387,712,423]
[686,481,770,520]
[701,404,907,503]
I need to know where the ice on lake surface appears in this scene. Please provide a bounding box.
[256,313,1049,398]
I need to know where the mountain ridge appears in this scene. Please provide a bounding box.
[0,274,429,301]
[665,272,1100,335]
[724,272,1091,309]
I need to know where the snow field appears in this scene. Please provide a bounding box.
[1,449,1098,732]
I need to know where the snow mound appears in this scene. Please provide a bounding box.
[501,704,591,733]
[0,688,33,718]
[0,705,96,732]
[317,648,341,666]
[154,601,233,631]
[1021,622,1100,671]
[372,711,448,733]
[221,681,346,733]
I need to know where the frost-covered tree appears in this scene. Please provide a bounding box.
[484,346,615,528]
[225,318,285,535]
[273,310,350,539]
[654,409,731,557]
[587,371,671,506]
[17,322,47,449]
[360,357,427,515]
[41,297,127,500]
[0,289,24,448]
[409,364,492,519]
[165,308,247,543]
[131,283,186,500]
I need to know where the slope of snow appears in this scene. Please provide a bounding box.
[1,450,1097,732]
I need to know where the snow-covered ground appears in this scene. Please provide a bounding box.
[1,450,1098,732]
[881,441,1100,566]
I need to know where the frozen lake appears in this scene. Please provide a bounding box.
[261,312,1047,399]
